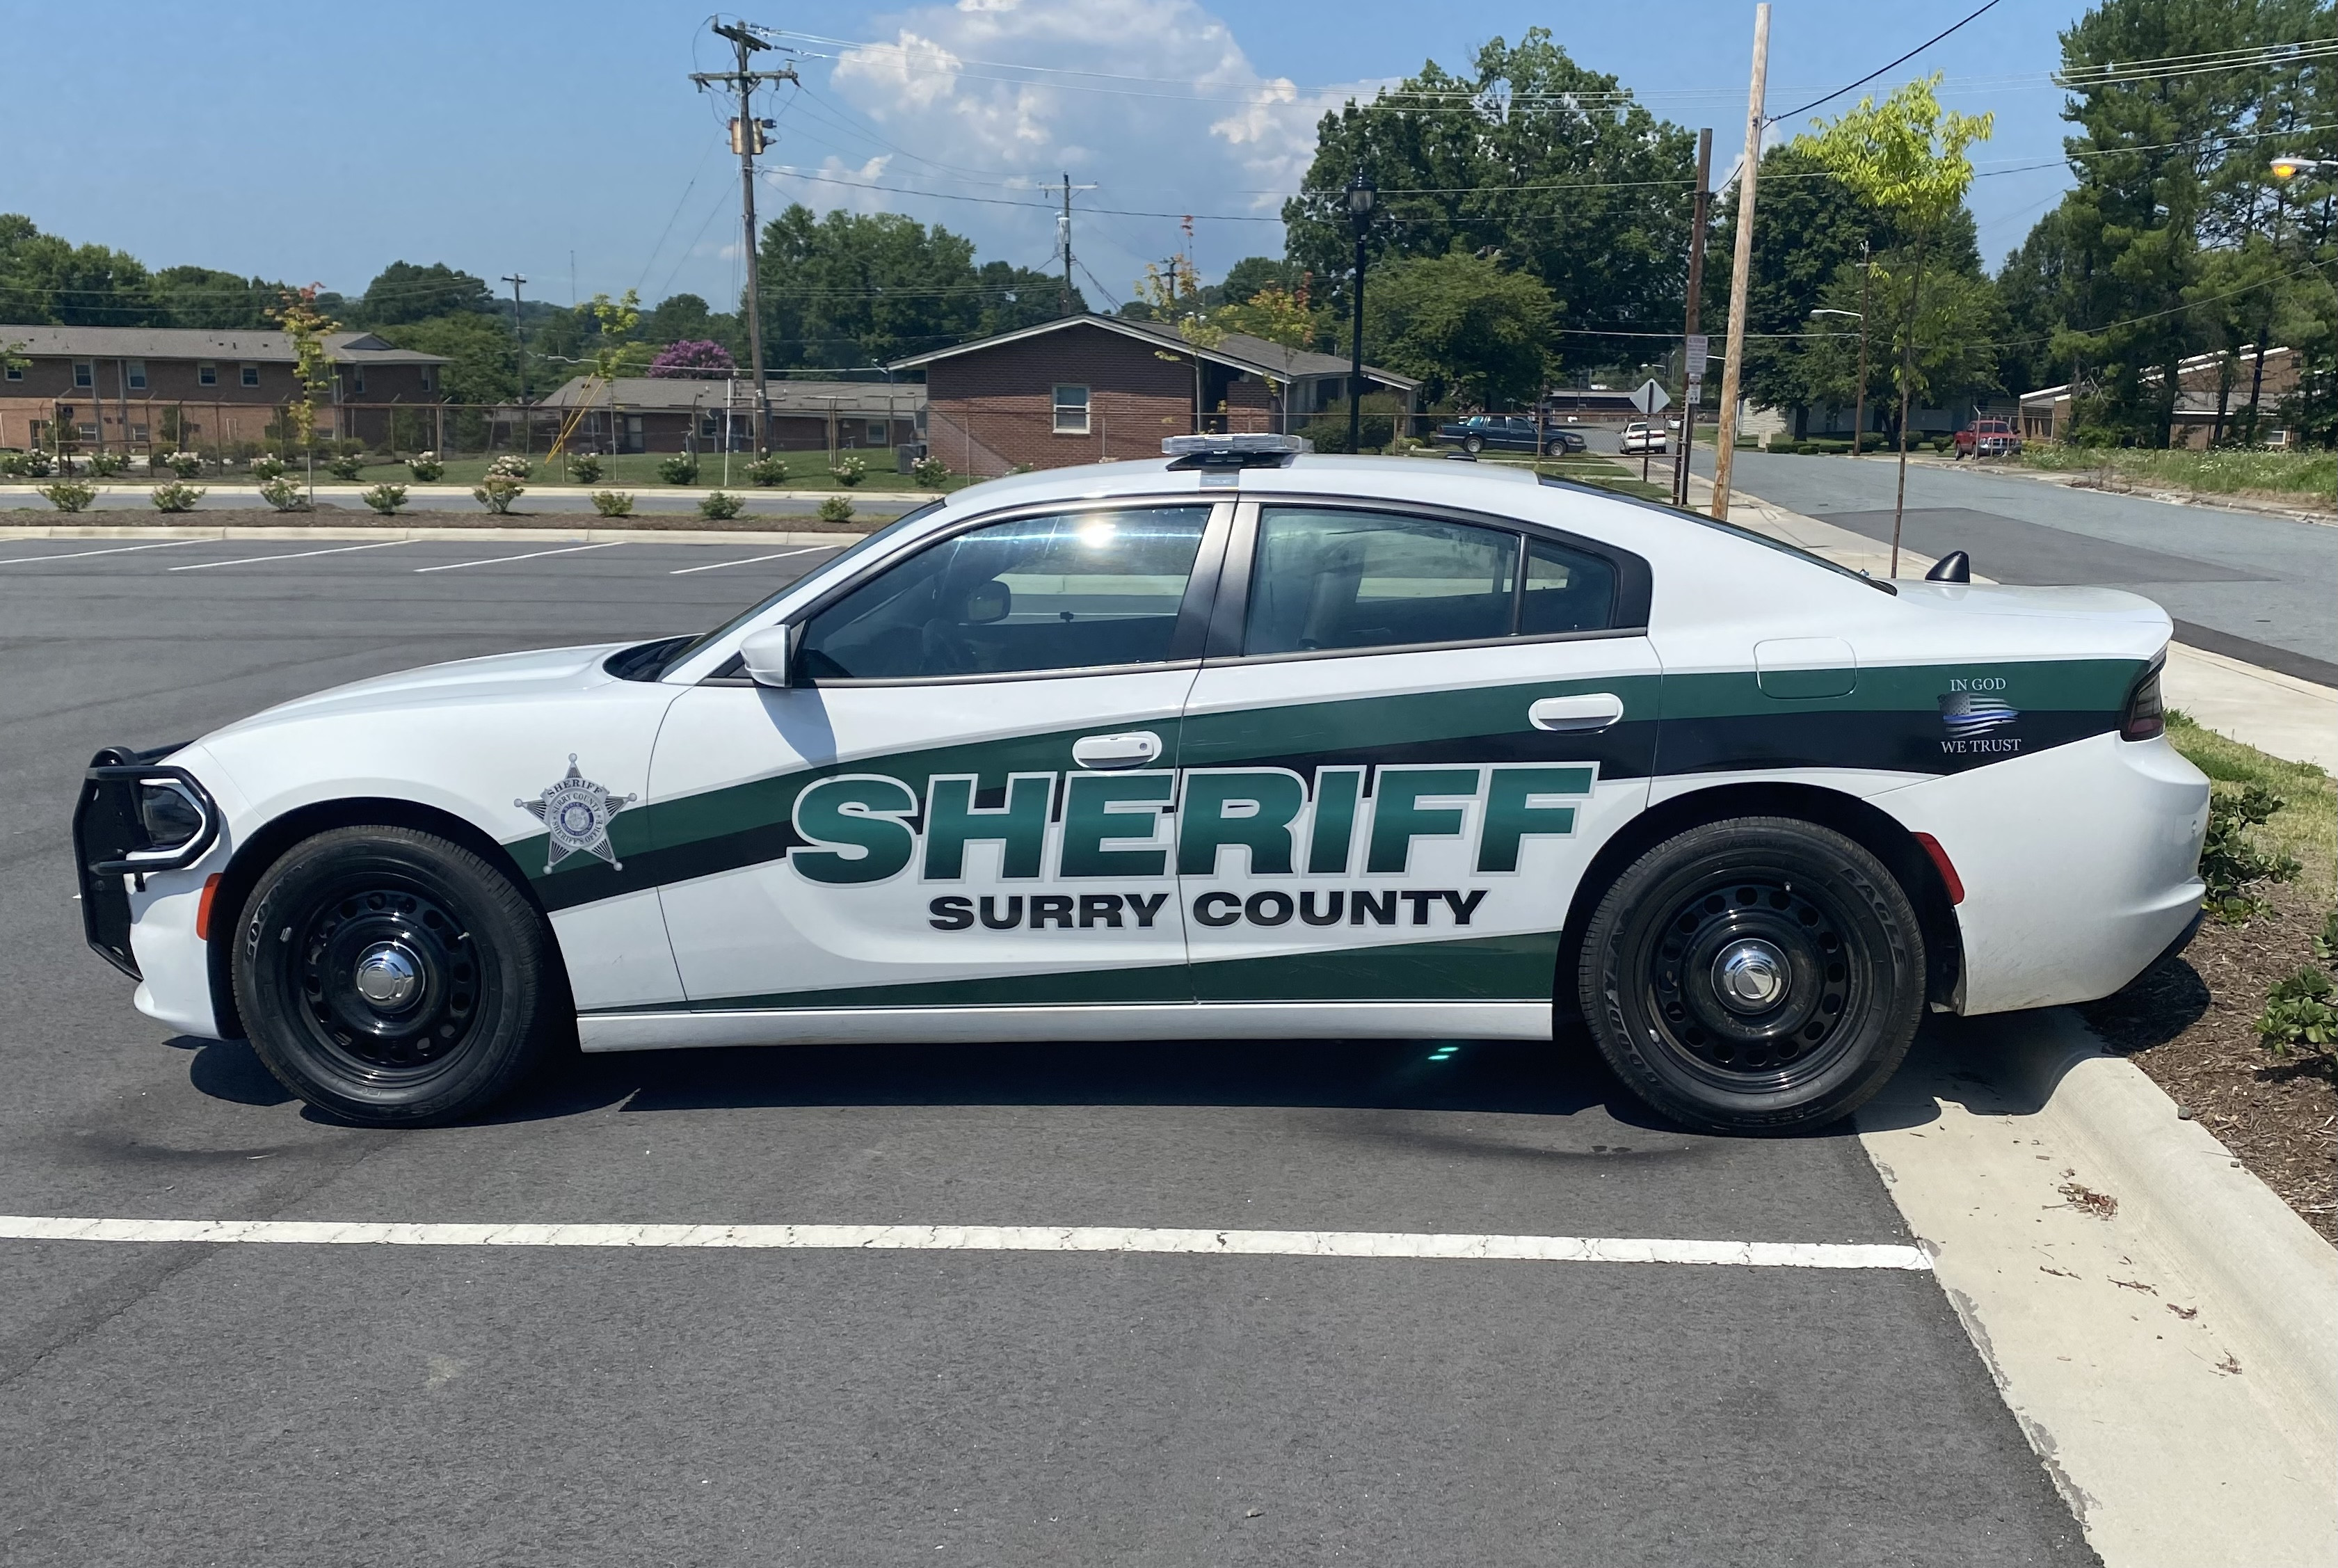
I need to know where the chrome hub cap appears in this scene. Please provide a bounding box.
[1713,939,1789,1014]
[352,942,423,1011]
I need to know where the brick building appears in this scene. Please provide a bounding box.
[888,314,1418,475]
[536,376,925,457]
[0,324,448,456]
[2018,345,2298,448]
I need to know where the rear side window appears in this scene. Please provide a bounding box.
[1244,507,1613,656]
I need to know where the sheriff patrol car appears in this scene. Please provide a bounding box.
[73,436,2210,1133]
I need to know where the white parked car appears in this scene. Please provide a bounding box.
[1621,422,1667,454]
[77,437,2207,1133]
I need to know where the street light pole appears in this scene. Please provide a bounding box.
[1346,172,1376,454]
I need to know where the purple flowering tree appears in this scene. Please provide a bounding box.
[647,339,738,378]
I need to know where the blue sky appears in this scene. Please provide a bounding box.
[8,1,2090,312]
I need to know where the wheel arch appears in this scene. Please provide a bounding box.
[1555,780,1963,1022]
[205,797,559,1041]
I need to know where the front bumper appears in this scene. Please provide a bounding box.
[70,743,216,979]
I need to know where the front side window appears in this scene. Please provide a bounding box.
[800,506,1209,680]
[1052,384,1089,435]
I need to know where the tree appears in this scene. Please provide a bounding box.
[641,292,743,359]
[1365,248,1557,410]
[271,286,337,497]
[1811,74,1992,566]
[649,340,738,378]
[0,214,159,325]
[352,262,495,327]
[149,266,284,330]
[1801,260,2007,431]
[1283,29,1696,375]
[1207,256,1295,308]
[1208,286,1320,352]
[371,312,516,405]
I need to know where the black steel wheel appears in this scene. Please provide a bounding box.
[234,825,561,1126]
[1577,816,1924,1134]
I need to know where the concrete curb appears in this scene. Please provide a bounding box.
[0,481,939,505]
[2000,1013,2338,1452]
[0,524,872,546]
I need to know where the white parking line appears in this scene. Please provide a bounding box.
[668,545,828,577]
[169,540,414,572]
[0,1215,1932,1269]
[0,539,209,566]
[413,541,624,573]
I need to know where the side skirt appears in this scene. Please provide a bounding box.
[577,1000,1556,1053]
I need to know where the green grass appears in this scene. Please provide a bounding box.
[2019,443,2337,500]
[1463,450,1672,502]
[2168,709,2335,901]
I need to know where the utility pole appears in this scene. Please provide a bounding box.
[1041,174,1094,317]
[502,273,529,457]
[1853,241,1871,457]
[1674,127,1713,508]
[1708,1,1769,522]
[693,19,796,455]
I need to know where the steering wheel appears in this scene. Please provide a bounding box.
[918,618,977,674]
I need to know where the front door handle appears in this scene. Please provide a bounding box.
[1071,730,1163,769]
[1528,693,1624,733]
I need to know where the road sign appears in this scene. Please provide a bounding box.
[1630,379,1671,415]
[1685,334,1709,376]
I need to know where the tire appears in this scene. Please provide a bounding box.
[1463,434,1485,454]
[1576,816,1924,1135]
[234,825,562,1127]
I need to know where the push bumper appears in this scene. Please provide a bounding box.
[70,742,215,979]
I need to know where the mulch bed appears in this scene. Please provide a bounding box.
[2082,881,2337,1242]
[1,506,879,531]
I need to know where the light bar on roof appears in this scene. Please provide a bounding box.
[1161,433,1312,457]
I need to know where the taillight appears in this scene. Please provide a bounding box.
[2120,659,2165,741]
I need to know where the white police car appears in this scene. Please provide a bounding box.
[74,436,2209,1133]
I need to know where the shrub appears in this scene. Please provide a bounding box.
[591,490,635,517]
[486,454,531,480]
[1301,414,1393,454]
[699,489,744,520]
[257,474,307,511]
[406,450,445,482]
[568,453,604,484]
[250,454,288,481]
[38,479,97,513]
[360,483,407,515]
[657,454,700,485]
[150,481,205,513]
[1007,461,1036,474]
[323,452,363,481]
[747,452,790,486]
[2257,967,2338,1060]
[2200,782,2301,922]
[911,454,950,488]
[473,476,525,515]
[3,449,53,478]
[161,449,204,479]
[86,451,127,477]
[817,495,854,523]
[830,454,868,487]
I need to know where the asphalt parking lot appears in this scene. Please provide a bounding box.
[0,534,2095,1565]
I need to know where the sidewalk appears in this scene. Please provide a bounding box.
[1683,469,2337,771]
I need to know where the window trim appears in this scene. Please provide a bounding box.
[125,358,147,390]
[198,360,218,386]
[1203,496,1650,666]
[2,360,19,381]
[1051,383,1090,435]
[737,496,1235,689]
[72,360,94,388]
[239,364,259,387]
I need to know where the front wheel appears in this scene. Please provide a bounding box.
[234,825,563,1127]
[1462,434,1485,454]
[1576,817,1925,1134]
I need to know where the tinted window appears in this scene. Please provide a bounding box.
[801,506,1209,680]
[1520,538,1616,634]
[1247,509,1519,655]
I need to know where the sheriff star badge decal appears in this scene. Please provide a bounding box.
[520,755,636,873]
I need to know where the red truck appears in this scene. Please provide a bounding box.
[1955,418,2021,459]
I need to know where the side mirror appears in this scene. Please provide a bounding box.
[963,579,1011,625]
[741,623,800,688]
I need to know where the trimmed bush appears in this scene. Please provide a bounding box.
[473,476,525,515]
[150,481,205,513]
[87,451,127,477]
[817,495,854,523]
[569,453,604,484]
[747,453,790,486]
[360,483,407,515]
[486,454,531,480]
[39,479,96,513]
[591,490,635,517]
[911,454,950,488]
[161,449,204,479]
[257,475,307,511]
[657,454,700,485]
[2,449,54,478]
[698,490,744,520]
[406,450,445,482]
[325,453,364,481]
[250,454,289,481]
[830,454,868,488]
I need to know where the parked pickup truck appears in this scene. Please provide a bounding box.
[1955,419,2022,459]
[1432,415,1586,455]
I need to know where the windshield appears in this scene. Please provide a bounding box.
[650,499,947,676]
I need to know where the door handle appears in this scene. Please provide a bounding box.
[1071,730,1163,769]
[1528,693,1624,733]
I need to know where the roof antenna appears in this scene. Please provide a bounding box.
[1924,550,1971,583]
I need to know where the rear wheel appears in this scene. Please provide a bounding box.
[1462,434,1485,454]
[234,825,561,1127]
[1576,817,1924,1134]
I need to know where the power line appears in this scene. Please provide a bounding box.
[1770,0,2005,125]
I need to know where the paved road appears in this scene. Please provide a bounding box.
[1688,447,2338,685]
[0,538,2092,1565]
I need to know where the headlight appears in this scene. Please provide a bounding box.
[136,781,206,850]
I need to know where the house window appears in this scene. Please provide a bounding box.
[240,365,259,387]
[198,361,218,386]
[126,359,147,390]
[350,365,365,394]
[129,423,150,443]
[77,423,99,442]
[866,419,886,444]
[74,360,93,388]
[3,360,19,381]
[1052,384,1089,435]
[418,366,433,392]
